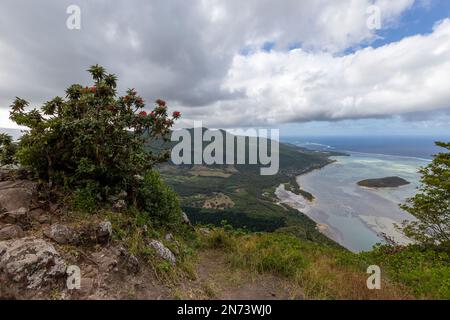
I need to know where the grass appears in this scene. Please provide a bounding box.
[65,207,200,285]
[62,204,449,300]
[358,245,450,299]
[200,227,448,300]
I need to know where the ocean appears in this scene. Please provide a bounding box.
[283,135,449,160]
[277,136,449,252]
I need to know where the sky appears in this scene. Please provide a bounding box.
[0,0,449,137]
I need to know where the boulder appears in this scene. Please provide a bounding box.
[125,254,140,274]
[0,237,66,289]
[44,223,79,244]
[148,240,176,266]
[97,221,112,240]
[181,212,192,226]
[44,221,112,245]
[29,208,51,224]
[165,233,175,242]
[0,180,37,212]
[0,207,30,227]
[0,224,24,241]
[199,227,211,236]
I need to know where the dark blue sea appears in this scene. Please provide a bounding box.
[282,135,449,160]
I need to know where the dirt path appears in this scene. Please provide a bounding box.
[173,250,303,300]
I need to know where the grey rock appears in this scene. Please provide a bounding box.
[199,228,211,236]
[112,199,126,212]
[148,240,176,266]
[165,233,175,241]
[125,254,140,274]
[44,223,79,244]
[0,237,66,289]
[29,208,50,224]
[0,180,37,212]
[0,207,28,225]
[0,224,24,240]
[181,212,191,226]
[96,221,112,243]
[91,249,118,273]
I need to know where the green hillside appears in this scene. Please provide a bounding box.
[150,129,344,246]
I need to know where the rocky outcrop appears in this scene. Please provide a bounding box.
[0,175,179,300]
[44,221,113,245]
[0,237,66,290]
[0,224,24,241]
[96,221,112,243]
[29,208,51,224]
[44,223,79,244]
[91,245,140,274]
[0,180,37,212]
[148,240,176,266]
[181,212,192,226]
[0,208,30,228]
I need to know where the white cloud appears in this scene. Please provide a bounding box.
[186,19,450,127]
[0,0,445,130]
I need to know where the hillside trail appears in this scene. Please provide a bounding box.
[173,249,303,300]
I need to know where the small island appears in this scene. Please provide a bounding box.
[357,176,410,188]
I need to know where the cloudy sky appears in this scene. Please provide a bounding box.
[0,0,449,136]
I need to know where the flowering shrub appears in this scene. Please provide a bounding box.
[8,65,181,207]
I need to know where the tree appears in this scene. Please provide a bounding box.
[401,142,450,248]
[8,65,181,203]
[0,133,17,166]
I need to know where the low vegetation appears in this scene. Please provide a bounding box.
[401,142,450,249]
[200,227,449,299]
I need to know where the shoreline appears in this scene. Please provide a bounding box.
[275,151,418,251]
[274,156,341,242]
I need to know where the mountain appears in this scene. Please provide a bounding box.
[149,128,344,246]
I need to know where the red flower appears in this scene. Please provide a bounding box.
[139,111,147,117]
[156,99,166,107]
[90,86,96,93]
[172,111,181,119]
[136,98,144,105]
[150,111,155,118]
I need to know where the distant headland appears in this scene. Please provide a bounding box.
[357,176,410,188]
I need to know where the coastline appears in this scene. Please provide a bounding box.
[274,156,341,242]
[275,151,420,252]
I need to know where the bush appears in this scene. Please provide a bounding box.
[72,181,101,213]
[359,244,450,299]
[137,170,181,225]
[8,65,181,201]
[0,133,17,166]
